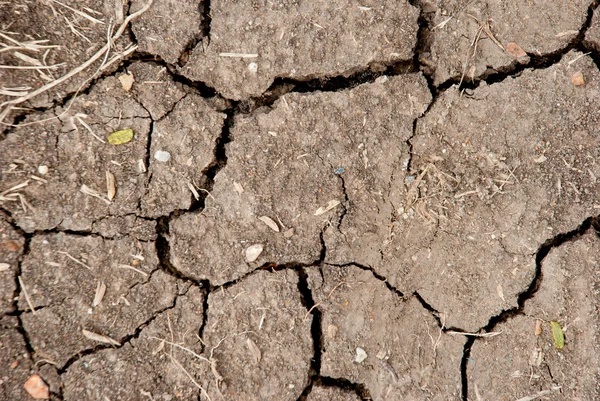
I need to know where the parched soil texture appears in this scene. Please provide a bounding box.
[2,0,600,400]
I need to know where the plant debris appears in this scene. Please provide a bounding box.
[314,199,341,216]
[107,128,134,145]
[93,281,106,307]
[258,216,279,232]
[82,329,121,346]
[550,321,564,349]
[246,338,262,364]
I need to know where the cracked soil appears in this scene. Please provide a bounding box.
[2,0,600,400]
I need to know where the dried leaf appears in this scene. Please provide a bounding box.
[506,42,527,58]
[246,338,262,364]
[82,329,120,346]
[93,281,106,307]
[314,200,341,216]
[118,72,134,91]
[550,321,564,349]
[105,171,116,201]
[24,374,49,399]
[245,244,263,263]
[258,216,279,232]
[233,181,244,195]
[0,262,10,272]
[107,128,134,145]
[571,71,585,86]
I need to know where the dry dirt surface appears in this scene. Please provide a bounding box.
[1,1,600,400]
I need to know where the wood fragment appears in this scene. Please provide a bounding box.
[80,184,111,205]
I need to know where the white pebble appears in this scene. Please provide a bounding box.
[154,150,171,162]
[248,62,258,73]
[355,347,367,363]
[38,165,48,175]
[245,244,263,263]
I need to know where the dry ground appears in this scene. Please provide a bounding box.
[1,0,600,400]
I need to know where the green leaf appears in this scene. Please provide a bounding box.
[550,321,564,349]
[107,128,134,145]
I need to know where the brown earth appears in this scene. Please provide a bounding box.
[1,0,600,400]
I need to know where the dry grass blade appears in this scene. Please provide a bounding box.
[75,114,105,143]
[48,0,105,24]
[1,180,29,196]
[0,64,64,70]
[187,182,200,200]
[18,276,36,315]
[82,329,120,346]
[0,0,154,124]
[80,184,111,205]
[446,330,502,338]
[167,354,212,401]
[57,251,92,270]
[117,264,148,277]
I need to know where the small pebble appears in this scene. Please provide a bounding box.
[24,374,49,399]
[355,347,368,363]
[248,62,258,73]
[154,150,171,162]
[245,244,263,263]
[38,165,48,175]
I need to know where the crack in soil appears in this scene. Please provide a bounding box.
[57,284,190,375]
[3,2,600,399]
[459,215,599,401]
